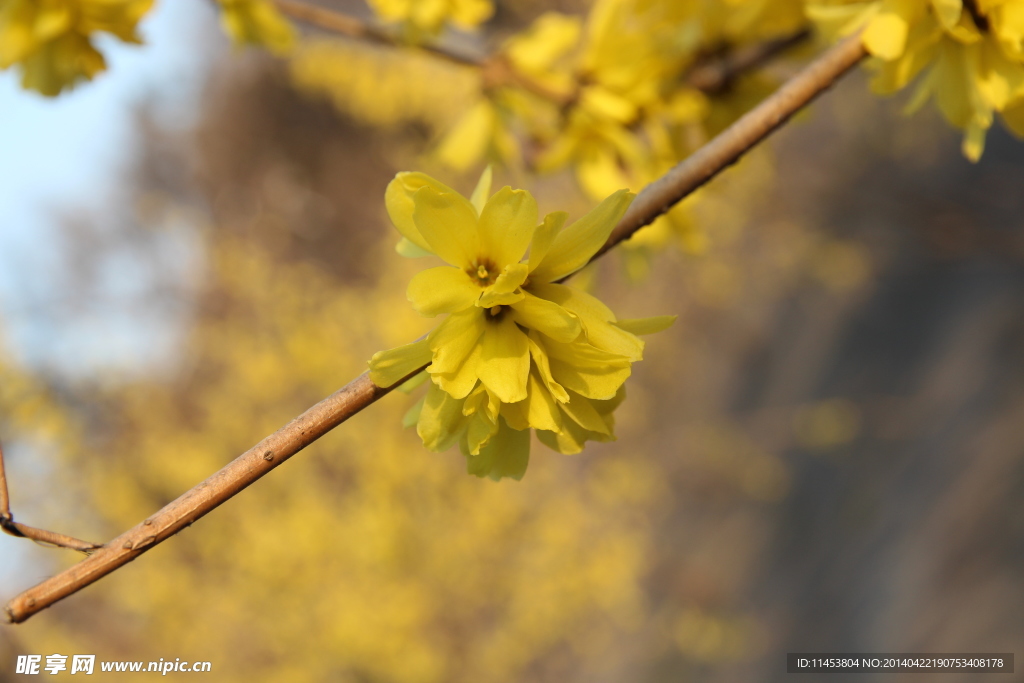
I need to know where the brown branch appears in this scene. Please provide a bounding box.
[479,53,574,105]
[273,0,809,103]
[0,442,10,521]
[0,442,100,554]
[685,29,812,94]
[270,0,566,101]
[272,0,483,67]
[4,34,866,625]
[0,520,100,554]
[595,33,865,262]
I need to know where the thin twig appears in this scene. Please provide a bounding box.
[685,29,812,94]
[273,0,808,101]
[272,0,483,67]
[0,520,100,554]
[4,34,866,625]
[271,0,566,101]
[0,442,11,521]
[479,53,574,104]
[0,441,100,554]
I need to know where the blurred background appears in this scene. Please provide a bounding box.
[1,1,1022,681]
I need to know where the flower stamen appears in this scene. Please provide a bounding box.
[469,259,498,286]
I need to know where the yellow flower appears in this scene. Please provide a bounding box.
[0,0,153,96]
[217,0,295,55]
[808,0,1024,159]
[367,0,493,37]
[434,98,521,170]
[369,169,675,480]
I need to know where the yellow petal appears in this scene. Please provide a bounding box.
[20,32,106,96]
[0,6,35,67]
[530,281,614,321]
[478,290,526,307]
[385,172,460,253]
[464,409,499,455]
[492,262,530,292]
[413,186,482,269]
[593,384,627,416]
[579,85,637,122]
[478,262,529,307]
[863,13,910,60]
[478,186,538,268]
[528,211,568,272]
[530,282,643,359]
[368,338,432,388]
[962,118,987,161]
[509,292,581,342]
[523,369,564,432]
[417,382,467,451]
[588,323,644,361]
[545,340,631,400]
[1001,99,1024,138]
[523,336,568,406]
[461,384,500,422]
[435,99,495,171]
[433,344,482,399]
[484,385,501,422]
[530,189,634,282]
[932,42,976,128]
[462,383,487,416]
[559,390,612,435]
[219,0,295,55]
[575,145,632,203]
[930,0,961,30]
[505,12,581,73]
[450,0,493,29]
[465,417,530,481]
[469,165,493,215]
[500,396,529,432]
[477,315,530,403]
[537,418,592,455]
[976,40,1024,110]
[397,370,429,393]
[613,315,677,335]
[395,237,433,258]
[427,308,485,375]
[806,2,878,37]
[79,0,153,41]
[408,266,480,316]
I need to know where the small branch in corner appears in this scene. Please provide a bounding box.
[0,441,101,554]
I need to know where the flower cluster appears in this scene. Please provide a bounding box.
[218,0,295,55]
[367,0,493,38]
[368,169,674,480]
[441,0,806,181]
[435,0,806,267]
[808,0,1024,159]
[0,0,152,96]
[0,0,294,96]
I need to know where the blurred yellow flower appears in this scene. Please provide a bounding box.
[217,0,295,54]
[808,0,1024,159]
[369,168,675,479]
[0,0,152,96]
[368,0,493,37]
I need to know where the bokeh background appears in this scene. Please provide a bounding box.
[1,1,1022,681]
